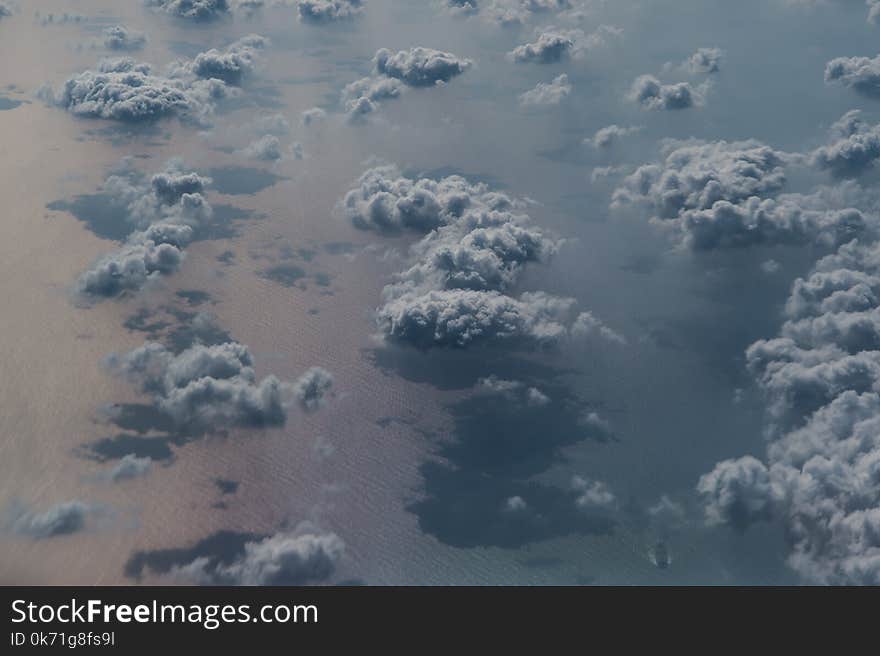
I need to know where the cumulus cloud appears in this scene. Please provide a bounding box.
[479,0,572,26]
[340,48,469,121]
[145,0,232,20]
[107,454,153,481]
[292,367,334,411]
[173,523,344,584]
[697,456,774,531]
[870,0,880,24]
[697,223,880,582]
[341,75,404,120]
[612,139,869,251]
[589,124,642,149]
[342,166,619,348]
[509,31,573,64]
[627,75,702,110]
[175,34,268,86]
[0,3,12,19]
[374,47,472,87]
[825,54,880,98]
[518,73,571,107]
[811,110,880,178]
[508,26,620,64]
[301,107,326,126]
[105,340,299,431]
[8,501,93,539]
[296,0,364,22]
[78,160,213,299]
[243,134,283,161]
[102,25,147,52]
[571,311,627,344]
[477,375,550,406]
[44,35,267,125]
[685,47,723,74]
[571,476,617,510]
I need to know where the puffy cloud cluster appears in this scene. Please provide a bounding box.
[612,139,869,251]
[243,134,283,161]
[686,47,723,74]
[78,160,213,299]
[518,73,571,107]
[296,0,364,22]
[45,35,267,125]
[341,47,469,121]
[106,340,304,431]
[9,501,93,539]
[342,166,618,348]
[590,124,642,149]
[173,523,344,584]
[341,75,404,120]
[145,0,231,20]
[182,34,268,86]
[0,4,11,19]
[825,54,880,99]
[627,75,701,110]
[697,455,774,531]
[811,110,880,178]
[698,234,880,582]
[374,47,472,87]
[613,140,787,218]
[102,25,147,52]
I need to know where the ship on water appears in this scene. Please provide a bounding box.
[650,540,670,570]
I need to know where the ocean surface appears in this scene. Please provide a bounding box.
[2,0,844,585]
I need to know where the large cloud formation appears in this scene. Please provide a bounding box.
[44,35,267,125]
[612,139,870,251]
[296,0,364,22]
[106,338,332,432]
[77,160,213,299]
[342,166,620,348]
[697,233,880,582]
[169,523,345,585]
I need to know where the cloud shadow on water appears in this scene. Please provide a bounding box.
[124,530,263,581]
[206,166,286,196]
[368,345,617,549]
